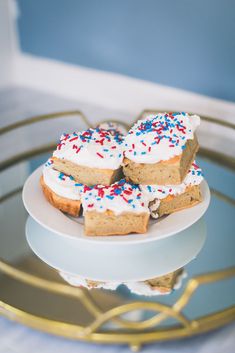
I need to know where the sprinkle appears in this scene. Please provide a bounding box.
[58,172,66,181]
[98,188,105,198]
[106,195,114,200]
[69,136,78,142]
[57,142,65,150]
[122,196,129,203]
[96,152,104,158]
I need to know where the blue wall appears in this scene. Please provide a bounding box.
[17,0,235,102]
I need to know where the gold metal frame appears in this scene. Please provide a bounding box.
[0,110,235,350]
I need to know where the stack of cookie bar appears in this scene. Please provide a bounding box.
[123,112,203,219]
[40,113,203,236]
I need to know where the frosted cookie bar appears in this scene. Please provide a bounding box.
[52,128,123,186]
[81,179,150,236]
[140,162,203,218]
[123,112,200,185]
[40,159,81,216]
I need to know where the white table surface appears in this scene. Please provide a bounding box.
[0,86,234,353]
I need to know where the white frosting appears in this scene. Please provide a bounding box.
[43,159,81,200]
[53,128,123,170]
[124,112,200,163]
[80,179,149,215]
[140,162,203,202]
[97,121,127,136]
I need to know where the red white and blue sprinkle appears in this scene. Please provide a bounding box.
[80,179,149,214]
[124,113,200,163]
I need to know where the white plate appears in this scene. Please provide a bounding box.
[22,165,210,245]
[26,216,206,282]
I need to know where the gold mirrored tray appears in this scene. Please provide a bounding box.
[0,110,234,351]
